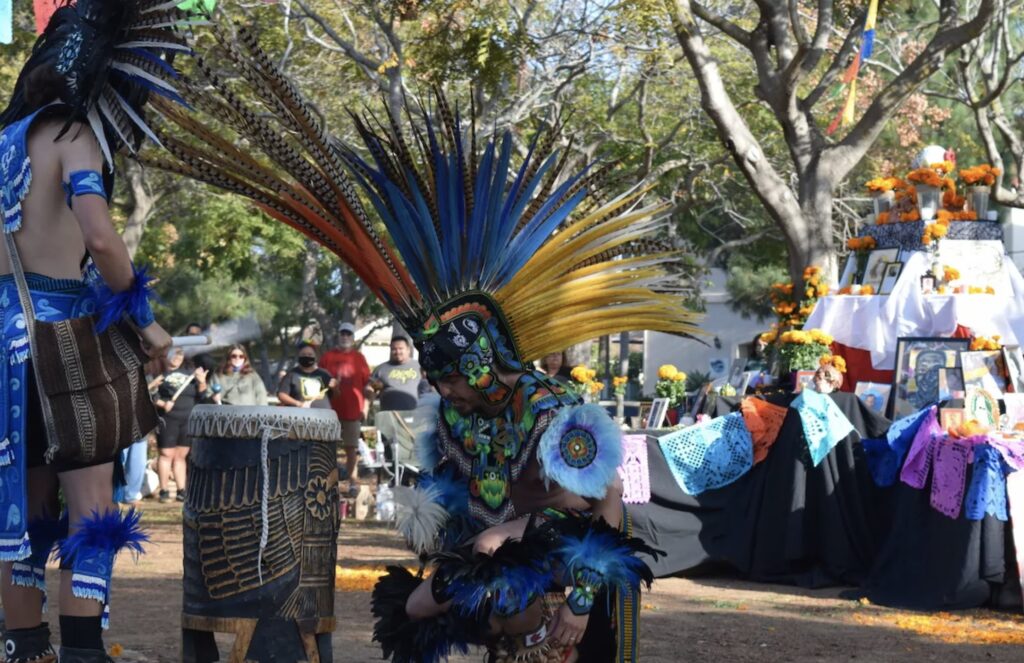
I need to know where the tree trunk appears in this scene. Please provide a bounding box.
[122,160,157,260]
[300,239,329,343]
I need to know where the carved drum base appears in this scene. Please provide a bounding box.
[181,614,335,663]
[181,406,342,663]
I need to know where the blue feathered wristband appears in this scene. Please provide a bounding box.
[554,517,657,616]
[93,263,157,332]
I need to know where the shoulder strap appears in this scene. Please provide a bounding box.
[2,232,62,462]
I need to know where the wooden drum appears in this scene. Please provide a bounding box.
[181,405,341,663]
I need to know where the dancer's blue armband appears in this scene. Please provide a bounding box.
[62,170,108,208]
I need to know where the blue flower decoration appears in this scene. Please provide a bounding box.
[538,404,622,499]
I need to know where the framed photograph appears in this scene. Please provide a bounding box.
[940,408,966,433]
[854,381,891,414]
[1003,394,1024,430]
[937,367,966,401]
[891,337,971,419]
[839,254,858,288]
[1002,345,1024,393]
[878,261,903,295]
[727,359,747,390]
[638,402,652,429]
[648,397,670,429]
[961,350,1008,398]
[862,248,901,290]
[794,370,816,393]
[937,240,1013,296]
[965,388,999,428]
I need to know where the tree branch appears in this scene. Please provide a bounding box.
[829,0,997,179]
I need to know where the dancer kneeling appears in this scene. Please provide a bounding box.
[372,305,658,663]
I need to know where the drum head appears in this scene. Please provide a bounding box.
[188,405,341,442]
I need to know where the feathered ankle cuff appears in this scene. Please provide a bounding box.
[56,508,148,629]
[371,565,480,663]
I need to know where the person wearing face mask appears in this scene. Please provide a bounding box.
[277,342,336,408]
[320,323,371,485]
[153,347,214,503]
[216,344,268,406]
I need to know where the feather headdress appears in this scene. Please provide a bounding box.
[146,21,701,385]
[0,0,202,167]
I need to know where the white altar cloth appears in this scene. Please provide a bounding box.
[805,251,1024,369]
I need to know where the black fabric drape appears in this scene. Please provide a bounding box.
[630,392,1021,609]
[861,478,1013,610]
[632,394,888,584]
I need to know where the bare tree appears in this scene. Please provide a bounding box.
[664,0,996,284]
[955,0,1024,205]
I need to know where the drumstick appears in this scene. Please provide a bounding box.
[170,374,196,402]
[172,335,211,347]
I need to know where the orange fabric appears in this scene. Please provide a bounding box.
[740,397,788,464]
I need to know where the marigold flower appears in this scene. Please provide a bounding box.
[808,329,833,345]
[907,168,945,188]
[657,364,679,381]
[570,366,591,383]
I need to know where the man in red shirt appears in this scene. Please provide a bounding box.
[320,322,370,489]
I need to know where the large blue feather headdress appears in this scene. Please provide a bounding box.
[335,90,702,386]
[147,30,702,399]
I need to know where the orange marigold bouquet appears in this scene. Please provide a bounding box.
[778,329,833,371]
[865,177,905,193]
[846,236,877,251]
[907,167,945,189]
[969,335,1001,351]
[959,164,1001,187]
[819,354,847,373]
[921,222,948,245]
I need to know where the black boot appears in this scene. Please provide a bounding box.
[56,647,112,663]
[2,623,57,663]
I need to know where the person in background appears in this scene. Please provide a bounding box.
[277,342,336,408]
[320,323,370,488]
[216,344,268,406]
[153,347,212,503]
[192,351,222,404]
[538,351,572,384]
[184,321,203,338]
[115,364,164,506]
[366,336,422,412]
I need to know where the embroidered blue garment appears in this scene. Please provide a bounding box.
[791,389,855,466]
[964,444,1009,521]
[0,108,46,233]
[0,275,96,561]
[658,412,753,496]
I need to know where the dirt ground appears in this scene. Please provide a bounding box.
[18,501,1024,662]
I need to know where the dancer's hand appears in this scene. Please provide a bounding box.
[549,603,588,648]
[139,322,172,358]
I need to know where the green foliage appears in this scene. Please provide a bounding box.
[684,370,711,392]
[726,259,790,321]
[655,376,687,408]
[778,342,830,372]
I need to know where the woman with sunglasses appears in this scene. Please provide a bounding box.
[215,344,268,406]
